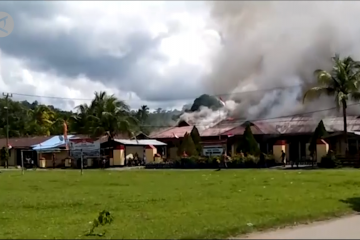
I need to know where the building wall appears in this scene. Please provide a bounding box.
[316,140,329,162]
[112,145,125,166]
[8,149,17,166]
[125,146,144,158]
[40,150,69,168]
[145,146,157,163]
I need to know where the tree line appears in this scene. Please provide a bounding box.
[0,91,183,139]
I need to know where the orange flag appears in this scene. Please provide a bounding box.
[63,121,68,150]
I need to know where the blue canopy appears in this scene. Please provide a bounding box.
[32,135,74,151]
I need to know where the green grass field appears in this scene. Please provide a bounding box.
[1,169,360,239]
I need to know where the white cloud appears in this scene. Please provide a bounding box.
[0,1,221,111]
[0,51,191,111]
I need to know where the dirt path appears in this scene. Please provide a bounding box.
[238,215,360,239]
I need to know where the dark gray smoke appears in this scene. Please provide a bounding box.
[181,1,360,127]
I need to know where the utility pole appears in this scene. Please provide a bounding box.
[80,149,83,175]
[21,150,24,175]
[2,92,12,168]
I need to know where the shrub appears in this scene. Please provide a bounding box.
[264,153,276,167]
[178,133,198,157]
[243,154,259,168]
[229,154,244,167]
[309,120,328,155]
[242,124,260,155]
[264,154,275,161]
[190,126,203,155]
[0,147,9,167]
[208,156,219,166]
[180,157,196,167]
[319,151,341,168]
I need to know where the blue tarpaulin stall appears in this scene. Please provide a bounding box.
[32,135,74,151]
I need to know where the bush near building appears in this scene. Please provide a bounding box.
[242,124,260,155]
[309,120,328,155]
[319,151,342,168]
[147,153,278,169]
[190,126,202,155]
[177,132,198,157]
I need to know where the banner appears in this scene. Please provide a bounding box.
[69,138,100,159]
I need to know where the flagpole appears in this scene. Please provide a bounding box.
[38,143,42,168]
[21,150,24,175]
[218,97,226,153]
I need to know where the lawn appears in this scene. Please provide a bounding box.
[1,169,360,239]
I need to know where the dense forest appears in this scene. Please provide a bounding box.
[0,92,220,138]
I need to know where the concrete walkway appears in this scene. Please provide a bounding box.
[243,215,360,239]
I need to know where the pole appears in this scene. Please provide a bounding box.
[80,149,83,175]
[3,93,12,169]
[3,93,12,145]
[21,150,24,175]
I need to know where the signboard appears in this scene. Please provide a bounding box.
[69,138,100,159]
[203,145,224,156]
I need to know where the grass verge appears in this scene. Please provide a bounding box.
[0,169,359,239]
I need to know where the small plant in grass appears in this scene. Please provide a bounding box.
[87,210,114,237]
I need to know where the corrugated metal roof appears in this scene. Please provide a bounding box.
[201,118,244,136]
[201,125,234,136]
[149,126,194,139]
[114,139,167,146]
[258,116,360,134]
[323,116,360,132]
[148,127,174,138]
[256,117,318,134]
[0,132,132,149]
[149,116,360,139]
[0,136,53,148]
[32,135,75,150]
[222,125,263,136]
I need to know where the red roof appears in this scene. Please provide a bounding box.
[149,126,194,139]
[0,133,132,149]
[201,125,234,136]
[0,136,52,148]
[148,115,360,140]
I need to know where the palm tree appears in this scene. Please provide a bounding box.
[75,91,139,140]
[135,105,150,135]
[71,103,90,134]
[303,54,360,153]
[136,105,149,124]
[26,105,55,136]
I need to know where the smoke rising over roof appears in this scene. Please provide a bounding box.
[181,1,360,127]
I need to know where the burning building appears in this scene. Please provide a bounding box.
[149,116,360,163]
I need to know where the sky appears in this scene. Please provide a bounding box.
[0,1,221,111]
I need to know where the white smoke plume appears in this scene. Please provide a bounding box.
[180,99,237,130]
[181,1,360,127]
